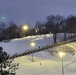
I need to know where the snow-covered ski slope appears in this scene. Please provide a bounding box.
[0,34,54,55]
[0,33,76,75]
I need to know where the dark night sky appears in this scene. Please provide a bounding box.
[0,0,76,27]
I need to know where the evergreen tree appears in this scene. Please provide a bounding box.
[0,47,19,75]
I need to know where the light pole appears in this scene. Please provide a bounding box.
[30,42,35,62]
[58,51,66,75]
[22,24,29,36]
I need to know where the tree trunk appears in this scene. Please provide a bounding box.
[53,33,57,44]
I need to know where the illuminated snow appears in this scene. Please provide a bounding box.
[0,34,76,75]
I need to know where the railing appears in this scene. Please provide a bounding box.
[9,39,76,59]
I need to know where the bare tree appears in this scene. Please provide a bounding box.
[46,15,64,43]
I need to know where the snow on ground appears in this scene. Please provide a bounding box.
[0,34,53,55]
[14,49,76,75]
[0,34,76,75]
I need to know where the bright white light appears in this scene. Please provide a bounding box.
[30,42,35,47]
[22,25,29,31]
[58,51,65,58]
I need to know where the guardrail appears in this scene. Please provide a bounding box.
[9,39,76,59]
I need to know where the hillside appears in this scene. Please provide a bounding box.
[0,34,76,75]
